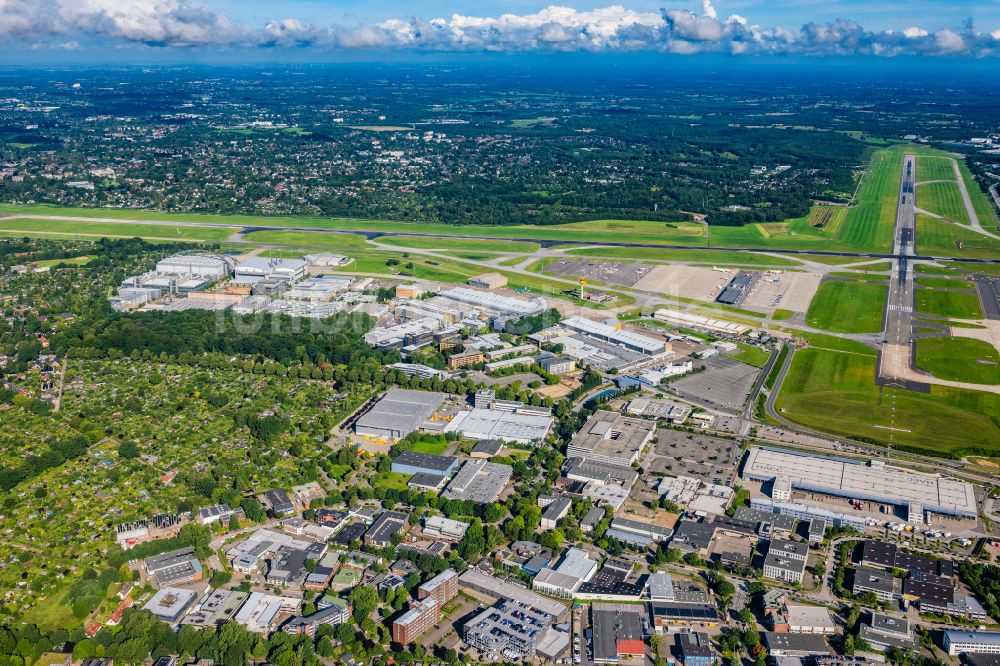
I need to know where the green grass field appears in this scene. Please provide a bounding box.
[836,148,902,253]
[805,279,887,333]
[916,336,1000,385]
[915,277,974,289]
[0,203,706,246]
[957,159,1000,229]
[916,181,970,225]
[729,343,772,368]
[0,217,231,242]
[376,235,539,253]
[776,346,1000,456]
[242,229,373,248]
[409,440,449,455]
[914,288,985,320]
[915,214,1000,259]
[917,156,956,183]
[771,309,795,321]
[371,471,411,491]
[708,206,851,251]
[34,255,95,268]
[565,246,802,267]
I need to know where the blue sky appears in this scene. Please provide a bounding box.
[1,0,998,60]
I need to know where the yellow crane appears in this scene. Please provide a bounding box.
[579,278,587,300]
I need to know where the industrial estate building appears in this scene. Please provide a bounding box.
[445,408,554,445]
[591,603,646,664]
[442,459,513,503]
[354,389,447,441]
[743,446,977,520]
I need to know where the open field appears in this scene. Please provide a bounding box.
[917,156,956,183]
[708,207,848,250]
[915,214,1000,260]
[915,288,985,320]
[0,216,232,242]
[565,246,801,267]
[917,181,970,224]
[805,279,887,333]
[835,147,901,253]
[916,336,1000,385]
[34,255,95,268]
[376,235,540,253]
[241,229,373,248]
[915,277,975,289]
[776,346,1000,457]
[957,159,1000,229]
[410,440,450,455]
[0,204,705,246]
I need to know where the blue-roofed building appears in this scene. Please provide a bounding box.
[391,451,458,477]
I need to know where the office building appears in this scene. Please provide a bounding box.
[418,569,459,605]
[142,587,198,623]
[763,539,809,585]
[859,613,917,651]
[365,511,408,548]
[393,596,439,644]
[143,547,204,588]
[567,410,656,467]
[282,601,351,636]
[541,497,572,529]
[679,632,716,666]
[853,567,898,602]
[458,569,569,621]
[945,632,1000,656]
[422,516,469,541]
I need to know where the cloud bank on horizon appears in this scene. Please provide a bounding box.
[2,0,999,57]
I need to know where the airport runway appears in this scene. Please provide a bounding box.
[4,212,1000,264]
[878,153,928,390]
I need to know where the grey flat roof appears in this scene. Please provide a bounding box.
[392,451,457,473]
[591,602,644,663]
[764,632,830,655]
[355,389,446,438]
[743,446,977,517]
[366,511,407,544]
[853,566,897,594]
[443,459,513,503]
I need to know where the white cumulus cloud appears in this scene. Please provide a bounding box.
[0,0,998,57]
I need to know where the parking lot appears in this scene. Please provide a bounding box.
[648,429,741,485]
[670,356,760,412]
[545,259,653,287]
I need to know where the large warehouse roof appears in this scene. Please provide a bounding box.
[743,447,976,517]
[444,408,553,444]
[354,389,446,440]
